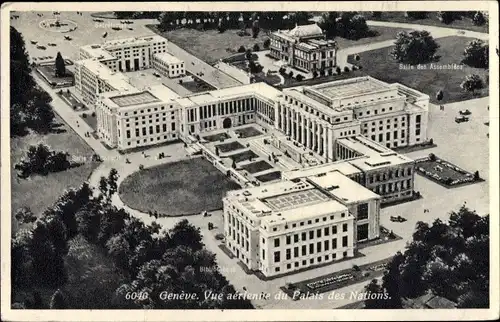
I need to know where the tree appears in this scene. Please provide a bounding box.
[168,219,204,251]
[372,11,382,18]
[14,206,37,224]
[382,252,404,308]
[462,39,488,68]
[296,74,304,81]
[251,19,260,38]
[238,45,246,53]
[391,30,440,65]
[245,49,253,61]
[263,38,270,49]
[319,12,339,39]
[55,52,66,77]
[312,70,318,78]
[473,11,486,26]
[460,74,484,95]
[49,289,66,309]
[363,279,386,308]
[436,89,444,101]
[437,11,457,24]
[406,11,428,20]
[253,43,260,51]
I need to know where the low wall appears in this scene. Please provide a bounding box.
[215,61,251,85]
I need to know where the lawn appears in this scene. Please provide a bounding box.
[333,25,412,49]
[81,113,97,130]
[119,158,241,215]
[415,156,478,187]
[235,126,263,138]
[347,36,489,104]
[370,11,489,34]
[240,160,273,174]
[216,141,245,153]
[255,171,282,183]
[36,65,74,87]
[157,27,271,64]
[228,150,259,163]
[203,132,231,142]
[10,114,99,233]
[57,90,84,110]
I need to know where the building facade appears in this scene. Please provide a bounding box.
[269,23,337,73]
[223,173,380,277]
[152,52,185,78]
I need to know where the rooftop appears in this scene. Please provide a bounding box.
[308,171,380,203]
[262,199,348,225]
[263,188,331,211]
[283,160,362,180]
[80,44,116,61]
[103,35,167,49]
[76,59,135,92]
[153,52,183,65]
[337,135,393,158]
[147,84,181,102]
[286,23,323,39]
[109,91,161,107]
[311,76,390,100]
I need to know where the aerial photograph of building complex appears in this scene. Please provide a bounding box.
[3,2,497,319]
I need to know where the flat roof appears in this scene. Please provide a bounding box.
[262,199,348,224]
[147,84,180,102]
[103,35,167,48]
[337,136,392,158]
[308,171,380,203]
[311,77,389,100]
[349,153,413,172]
[153,52,183,65]
[76,59,135,91]
[283,161,362,180]
[80,44,115,61]
[109,91,161,107]
[263,188,330,211]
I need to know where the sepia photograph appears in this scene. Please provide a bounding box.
[1,1,498,321]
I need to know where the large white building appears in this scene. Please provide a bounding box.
[223,170,381,277]
[75,35,184,109]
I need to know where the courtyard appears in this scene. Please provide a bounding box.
[118,157,241,216]
[415,155,480,188]
[36,64,75,87]
[347,36,489,104]
[215,141,245,153]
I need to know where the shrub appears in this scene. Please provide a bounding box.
[312,70,318,78]
[474,170,480,180]
[82,113,87,118]
[237,45,246,53]
[473,11,486,26]
[352,264,361,271]
[253,44,260,51]
[91,112,96,117]
[263,38,270,49]
[288,71,294,78]
[358,65,363,70]
[215,233,225,240]
[429,138,434,145]
[319,69,325,76]
[429,153,437,161]
[73,105,77,110]
[336,66,341,74]
[344,66,350,73]
[391,30,439,65]
[296,74,304,81]
[139,164,144,170]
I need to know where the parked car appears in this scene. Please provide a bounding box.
[48,43,57,46]
[64,35,72,40]
[30,40,38,45]
[455,116,469,123]
[153,72,161,77]
[390,215,407,222]
[459,109,471,115]
[36,45,46,50]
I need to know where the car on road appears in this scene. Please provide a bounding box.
[153,72,161,77]
[102,32,108,38]
[64,35,72,40]
[390,215,407,222]
[47,55,53,59]
[459,109,471,115]
[112,26,122,31]
[32,57,38,61]
[128,27,134,30]
[30,40,38,45]
[93,18,104,22]
[36,45,46,50]
[455,116,469,123]
[457,30,466,35]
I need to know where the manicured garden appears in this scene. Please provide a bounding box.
[203,132,231,142]
[415,154,481,188]
[57,89,84,110]
[255,171,281,183]
[234,126,263,138]
[215,141,244,153]
[281,257,393,298]
[240,160,273,174]
[36,65,74,87]
[119,158,241,216]
[228,150,259,163]
[347,36,489,104]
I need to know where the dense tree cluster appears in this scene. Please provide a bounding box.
[319,12,375,40]
[12,169,253,309]
[460,74,485,94]
[391,30,440,65]
[364,206,489,308]
[10,27,55,137]
[405,12,429,20]
[462,39,489,69]
[14,143,74,178]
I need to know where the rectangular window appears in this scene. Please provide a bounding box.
[317,242,322,253]
[324,240,330,251]
[262,249,265,260]
[274,251,280,263]
[342,236,348,247]
[286,236,291,245]
[294,247,299,258]
[309,231,314,239]
[332,238,337,249]
[302,245,307,256]
[294,234,299,243]
[357,203,369,220]
[309,243,314,254]
[286,249,291,260]
[301,232,306,241]
[332,226,337,234]
[343,223,348,232]
[274,238,280,248]
[317,229,322,238]
[324,227,330,236]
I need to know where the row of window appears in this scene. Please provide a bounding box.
[272,224,348,248]
[273,252,348,273]
[124,123,176,139]
[122,107,176,117]
[368,168,412,184]
[266,213,347,233]
[124,133,177,146]
[264,236,350,263]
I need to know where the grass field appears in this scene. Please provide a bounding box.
[119,158,241,215]
[333,25,412,49]
[256,171,282,183]
[10,114,99,232]
[203,132,231,142]
[240,160,273,174]
[228,150,259,163]
[216,141,244,153]
[160,28,271,64]
[370,12,489,34]
[235,126,263,138]
[347,36,489,104]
